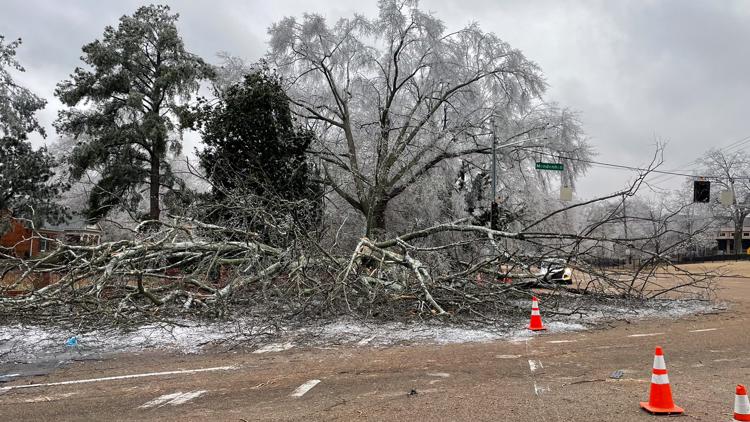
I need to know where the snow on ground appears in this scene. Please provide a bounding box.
[0,299,723,365]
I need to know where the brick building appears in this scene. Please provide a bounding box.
[0,214,102,258]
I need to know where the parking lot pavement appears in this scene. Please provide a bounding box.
[1,264,748,421]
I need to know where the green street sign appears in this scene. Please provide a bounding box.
[535,162,564,171]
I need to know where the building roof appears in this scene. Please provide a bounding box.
[43,215,102,234]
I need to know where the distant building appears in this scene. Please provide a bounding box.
[0,214,102,258]
[716,227,750,254]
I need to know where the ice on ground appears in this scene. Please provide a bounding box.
[252,342,294,353]
[0,299,721,365]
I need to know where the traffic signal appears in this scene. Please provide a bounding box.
[693,180,710,203]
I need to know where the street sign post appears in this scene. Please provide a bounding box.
[535,162,564,171]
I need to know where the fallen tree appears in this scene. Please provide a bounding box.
[0,165,717,326]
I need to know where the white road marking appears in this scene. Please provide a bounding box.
[495,354,521,359]
[22,392,76,403]
[169,390,207,405]
[689,328,718,333]
[546,340,576,344]
[528,360,543,373]
[1,373,21,378]
[357,336,376,346]
[627,332,664,338]
[140,392,184,408]
[0,366,236,392]
[140,390,207,408]
[291,379,321,397]
[533,382,548,396]
[253,342,294,353]
[427,372,450,378]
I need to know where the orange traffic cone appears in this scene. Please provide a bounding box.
[734,384,750,421]
[640,346,683,414]
[527,296,546,331]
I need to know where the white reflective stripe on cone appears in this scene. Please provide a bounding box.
[736,394,750,414]
[653,355,666,370]
[531,310,540,316]
[651,374,669,385]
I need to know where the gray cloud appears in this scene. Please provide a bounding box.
[3,0,748,198]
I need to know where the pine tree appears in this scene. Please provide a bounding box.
[55,5,213,222]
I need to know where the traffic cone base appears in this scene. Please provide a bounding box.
[639,401,684,415]
[527,322,546,331]
[527,297,546,331]
[640,346,683,415]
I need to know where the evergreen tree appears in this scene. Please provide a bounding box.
[0,35,65,227]
[194,67,322,243]
[0,36,46,138]
[0,138,66,225]
[55,5,213,222]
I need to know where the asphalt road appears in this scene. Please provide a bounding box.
[1,263,748,421]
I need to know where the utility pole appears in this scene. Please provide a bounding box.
[623,195,631,265]
[490,118,498,230]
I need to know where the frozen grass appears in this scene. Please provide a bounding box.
[0,298,722,365]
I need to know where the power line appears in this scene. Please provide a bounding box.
[645,134,750,185]
[518,146,750,181]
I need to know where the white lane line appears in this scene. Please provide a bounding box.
[689,328,718,333]
[427,372,450,378]
[627,333,664,338]
[528,360,543,373]
[0,366,237,392]
[140,390,208,408]
[0,373,21,378]
[495,354,521,359]
[547,340,576,344]
[291,379,321,397]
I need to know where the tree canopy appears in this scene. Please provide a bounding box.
[268,0,591,238]
[0,35,65,227]
[699,148,750,253]
[195,66,323,243]
[54,5,214,222]
[0,36,46,139]
[0,137,67,225]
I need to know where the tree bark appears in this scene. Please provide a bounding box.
[365,199,388,240]
[149,156,161,221]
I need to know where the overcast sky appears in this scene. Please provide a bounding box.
[3,0,750,199]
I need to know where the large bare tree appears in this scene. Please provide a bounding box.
[268,0,591,239]
[700,148,750,254]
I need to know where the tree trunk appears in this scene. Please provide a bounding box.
[365,199,388,240]
[734,220,743,255]
[149,156,161,221]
